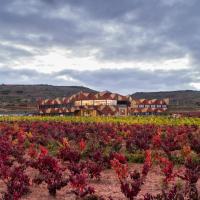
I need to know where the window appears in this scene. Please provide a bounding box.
[117,100,128,105]
[138,104,144,108]
[75,101,81,106]
[151,105,156,108]
[94,100,107,105]
[145,105,150,108]
[107,100,117,105]
[156,105,162,108]
[82,100,94,106]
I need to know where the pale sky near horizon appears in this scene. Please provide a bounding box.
[0,0,200,94]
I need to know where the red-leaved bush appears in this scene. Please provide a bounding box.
[2,166,30,200]
[28,147,68,196]
[111,150,152,200]
[0,121,199,199]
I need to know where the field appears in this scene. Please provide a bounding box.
[0,116,199,200]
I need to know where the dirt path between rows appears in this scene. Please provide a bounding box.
[0,164,199,200]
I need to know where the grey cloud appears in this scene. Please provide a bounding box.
[0,67,198,94]
[0,67,81,86]
[56,68,198,93]
[48,0,200,66]
[0,43,33,63]
[0,0,198,64]
[0,0,105,66]
[0,0,200,91]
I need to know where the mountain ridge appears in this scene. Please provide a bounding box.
[0,84,200,113]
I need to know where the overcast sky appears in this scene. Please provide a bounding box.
[0,0,200,94]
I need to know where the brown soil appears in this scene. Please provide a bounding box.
[0,164,199,200]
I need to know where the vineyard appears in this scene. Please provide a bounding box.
[0,116,199,200]
[1,115,200,126]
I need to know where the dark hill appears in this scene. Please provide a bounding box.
[0,85,200,114]
[0,84,96,114]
